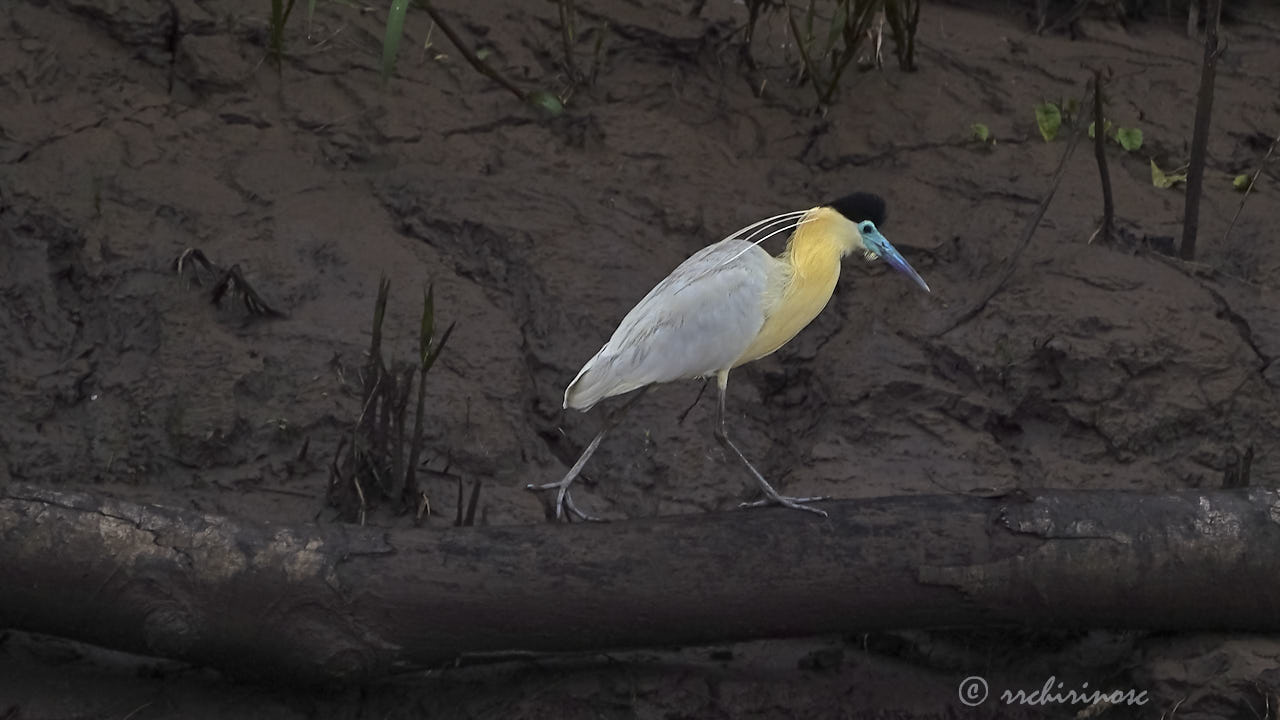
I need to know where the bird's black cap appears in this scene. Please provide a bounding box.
[826,192,887,226]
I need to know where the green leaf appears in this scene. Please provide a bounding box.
[1087,119,1114,140]
[1151,160,1168,188]
[970,123,990,142]
[527,90,565,116]
[1233,174,1254,192]
[422,322,455,376]
[1151,160,1187,189]
[1115,127,1143,151]
[475,47,492,61]
[381,0,411,83]
[1035,102,1061,142]
[269,0,298,65]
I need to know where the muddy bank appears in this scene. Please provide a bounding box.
[2,0,1280,716]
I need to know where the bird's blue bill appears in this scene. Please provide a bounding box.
[862,226,930,292]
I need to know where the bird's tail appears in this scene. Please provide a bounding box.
[563,353,642,411]
[563,357,607,411]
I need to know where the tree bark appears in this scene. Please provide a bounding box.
[2,484,1279,684]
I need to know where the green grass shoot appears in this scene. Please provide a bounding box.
[382,0,411,83]
[269,0,300,67]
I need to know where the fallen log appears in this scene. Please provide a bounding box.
[1,484,1278,684]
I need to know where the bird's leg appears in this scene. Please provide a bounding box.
[713,371,828,517]
[527,387,649,521]
[536,428,608,521]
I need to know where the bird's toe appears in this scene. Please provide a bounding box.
[740,494,829,517]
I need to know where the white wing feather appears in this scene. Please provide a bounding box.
[564,239,778,410]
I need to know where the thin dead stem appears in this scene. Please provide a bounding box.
[1223,130,1280,244]
[933,83,1092,337]
[1091,68,1114,244]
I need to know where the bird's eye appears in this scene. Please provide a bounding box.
[860,222,874,234]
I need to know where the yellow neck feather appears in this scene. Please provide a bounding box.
[780,207,853,274]
[734,209,854,366]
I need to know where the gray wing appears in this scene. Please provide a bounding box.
[564,239,777,410]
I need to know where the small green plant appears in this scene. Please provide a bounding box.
[1115,127,1142,151]
[557,0,579,83]
[173,248,285,317]
[1035,102,1062,142]
[1033,97,1083,142]
[1151,160,1188,189]
[970,123,994,145]
[881,0,921,71]
[1087,120,1142,151]
[526,90,565,115]
[269,0,300,67]
[381,0,411,83]
[1233,174,1254,192]
[1038,99,1141,151]
[787,0,882,106]
[379,0,564,115]
[329,277,456,525]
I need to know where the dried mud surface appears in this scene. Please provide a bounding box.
[3,0,1280,716]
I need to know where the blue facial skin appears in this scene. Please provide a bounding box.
[858,221,930,292]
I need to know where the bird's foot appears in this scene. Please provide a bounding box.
[740,492,829,517]
[525,480,602,522]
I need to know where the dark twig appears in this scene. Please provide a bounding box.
[883,0,920,70]
[1040,0,1090,35]
[825,1,879,105]
[414,0,528,102]
[588,23,607,86]
[558,0,579,84]
[1180,0,1223,261]
[173,248,285,318]
[785,0,877,107]
[786,9,824,100]
[455,477,465,526]
[933,84,1091,337]
[464,480,482,526]
[331,278,453,523]
[741,0,769,66]
[1223,130,1279,244]
[452,478,482,526]
[1090,68,1114,244]
[677,379,710,425]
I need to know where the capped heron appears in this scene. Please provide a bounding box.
[530,193,930,520]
